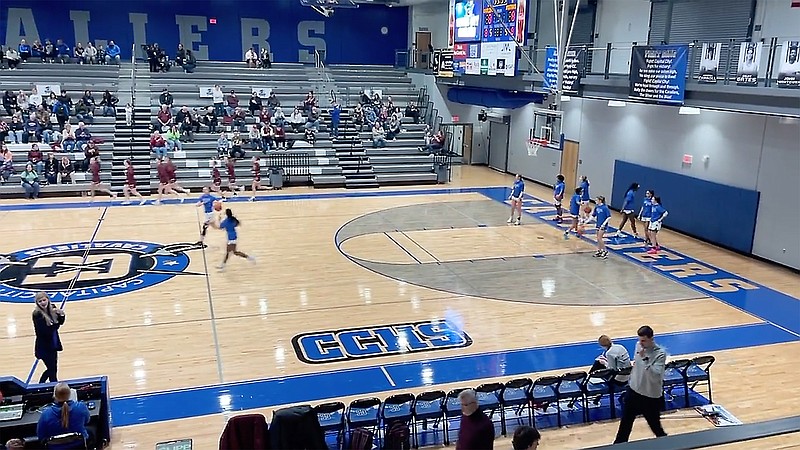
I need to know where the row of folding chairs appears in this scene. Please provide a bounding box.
[311,355,715,449]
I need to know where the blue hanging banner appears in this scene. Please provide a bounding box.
[542,46,558,91]
[629,45,689,104]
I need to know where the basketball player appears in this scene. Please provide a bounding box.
[616,182,640,238]
[165,156,190,200]
[249,156,268,201]
[507,174,524,225]
[87,156,117,202]
[209,158,225,195]
[638,190,655,247]
[197,186,221,239]
[121,159,146,205]
[564,187,582,239]
[155,158,178,205]
[579,175,591,223]
[217,208,256,271]
[225,156,244,194]
[647,197,668,254]
[590,196,612,259]
[553,174,565,223]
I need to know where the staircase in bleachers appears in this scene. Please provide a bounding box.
[110,63,153,194]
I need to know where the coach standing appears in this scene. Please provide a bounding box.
[613,325,668,443]
[32,292,65,383]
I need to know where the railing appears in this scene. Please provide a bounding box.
[264,152,312,185]
[431,149,455,183]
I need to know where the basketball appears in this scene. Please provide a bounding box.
[584,205,592,214]
[213,200,223,211]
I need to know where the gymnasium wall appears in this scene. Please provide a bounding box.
[0,0,409,64]
[408,1,449,49]
[753,0,800,41]
[591,0,651,74]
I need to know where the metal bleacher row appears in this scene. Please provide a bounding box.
[1,59,445,198]
[222,355,715,449]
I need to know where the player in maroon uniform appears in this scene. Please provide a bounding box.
[88,156,117,202]
[208,158,229,198]
[249,156,268,201]
[164,156,190,201]
[225,156,244,193]
[121,159,146,205]
[155,158,176,205]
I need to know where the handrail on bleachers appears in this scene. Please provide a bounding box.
[263,151,312,184]
[582,415,800,450]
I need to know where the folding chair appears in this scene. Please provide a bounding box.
[313,401,346,450]
[531,376,561,427]
[442,388,468,446]
[347,397,382,443]
[558,371,588,425]
[476,382,505,435]
[45,432,86,449]
[412,390,445,449]
[381,393,415,447]
[663,359,692,408]
[581,368,614,422]
[686,355,715,404]
[501,378,533,434]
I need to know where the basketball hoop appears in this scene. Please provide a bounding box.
[526,139,548,156]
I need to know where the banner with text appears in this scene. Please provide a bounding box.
[776,40,800,88]
[698,42,721,84]
[629,45,688,104]
[437,49,455,77]
[735,42,761,86]
[542,46,584,94]
[480,41,516,76]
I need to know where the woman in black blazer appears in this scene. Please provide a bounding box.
[32,292,65,383]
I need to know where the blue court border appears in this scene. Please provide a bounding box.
[3,186,797,427]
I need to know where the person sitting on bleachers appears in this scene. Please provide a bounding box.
[74,122,92,151]
[106,40,121,65]
[386,114,401,141]
[98,44,108,65]
[359,90,370,105]
[372,121,386,148]
[153,105,172,132]
[0,146,14,183]
[43,152,57,185]
[100,90,118,117]
[29,87,43,111]
[248,124,262,152]
[159,88,174,111]
[203,107,218,132]
[226,91,240,117]
[32,40,44,61]
[75,99,94,125]
[0,119,9,143]
[41,112,57,145]
[57,156,74,184]
[231,108,247,132]
[44,39,57,63]
[3,90,19,116]
[217,132,230,158]
[352,104,364,131]
[371,92,382,107]
[385,96,399,115]
[55,39,70,64]
[9,115,24,144]
[259,48,271,69]
[81,91,96,114]
[74,43,86,64]
[51,99,69,130]
[364,106,377,131]
[18,91,29,113]
[211,85,225,117]
[423,129,445,154]
[82,140,100,172]
[262,124,275,152]
[266,92,280,112]
[248,93,262,116]
[179,114,197,143]
[58,91,74,114]
[165,125,183,152]
[272,107,285,128]
[258,107,271,127]
[36,382,92,449]
[27,143,44,176]
[182,50,197,73]
[175,43,187,67]
[60,123,76,152]
[4,46,20,69]
[304,107,320,133]
[245,47,258,68]
[274,125,286,150]
[84,42,97,64]
[301,91,316,115]
[230,131,245,158]
[18,39,31,62]
[288,107,305,132]
[23,114,41,144]
[405,102,420,124]
[20,163,40,199]
[150,131,167,159]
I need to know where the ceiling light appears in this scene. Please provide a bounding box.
[679,106,701,115]
[607,100,626,107]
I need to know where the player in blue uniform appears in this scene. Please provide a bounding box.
[196,186,221,239]
[616,182,640,237]
[647,196,668,254]
[564,187,583,239]
[217,208,256,270]
[508,174,525,226]
[553,174,566,223]
[589,196,613,259]
[638,190,655,247]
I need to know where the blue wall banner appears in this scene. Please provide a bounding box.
[0,0,408,64]
[629,45,689,104]
[543,46,558,91]
[542,46,583,94]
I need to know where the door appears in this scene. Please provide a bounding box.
[462,123,473,164]
[488,121,510,172]
[561,139,580,192]
[415,32,432,69]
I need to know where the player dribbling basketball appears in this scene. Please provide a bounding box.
[197,186,222,240]
[216,208,256,271]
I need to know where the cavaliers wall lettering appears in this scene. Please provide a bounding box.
[292,320,472,364]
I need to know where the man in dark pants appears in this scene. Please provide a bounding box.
[613,325,668,443]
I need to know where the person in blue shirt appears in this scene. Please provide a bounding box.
[638,190,655,247]
[647,196,668,254]
[508,174,525,226]
[217,208,256,271]
[564,187,583,239]
[18,39,31,62]
[105,40,121,65]
[616,182,640,238]
[590,196,613,259]
[553,174,565,223]
[330,103,341,139]
[197,186,221,239]
[37,382,91,449]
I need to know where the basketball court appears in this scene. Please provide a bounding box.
[1,167,798,449]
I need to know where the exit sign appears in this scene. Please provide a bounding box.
[156,439,192,450]
[209,18,217,24]
[452,115,460,122]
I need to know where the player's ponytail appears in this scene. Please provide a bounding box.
[225,208,240,227]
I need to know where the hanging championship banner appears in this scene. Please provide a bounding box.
[735,42,761,86]
[629,45,689,104]
[698,43,721,84]
[543,46,585,94]
[776,41,800,88]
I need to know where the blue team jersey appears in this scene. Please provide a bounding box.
[511,179,524,198]
[554,182,565,199]
[580,180,590,201]
[220,218,238,241]
[569,194,581,215]
[622,189,636,211]
[641,197,653,218]
[199,193,217,213]
[651,204,667,222]
[593,204,612,228]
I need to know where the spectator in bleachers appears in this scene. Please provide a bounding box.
[61,123,76,152]
[512,426,540,450]
[212,85,225,117]
[32,40,44,61]
[75,99,94,124]
[359,90,370,105]
[386,114,401,141]
[74,42,86,64]
[3,90,18,116]
[40,113,56,145]
[9,116,24,144]
[304,107,320,133]
[82,141,100,172]
[56,39,70,63]
[23,114,41,143]
[232,108,247,131]
[175,43,187,67]
[27,143,44,176]
[259,48,271,69]
[18,39,31,62]
[58,91,74,114]
[20,163,40,199]
[352,104,365,131]
[44,92,57,110]
[216,132,230,158]
[272,107,285,128]
[203,107,218,133]
[289,107,305,132]
[182,50,197,73]
[0,46,5,70]
[177,108,198,142]
[301,91,317,115]
[125,102,134,126]
[372,122,386,148]
[18,91,29,113]
[43,153,57,185]
[248,93,262,116]
[371,92,382,107]
[100,90,118,117]
[153,105,172,132]
[226,90,240,117]
[230,131,245,158]
[150,131,167,159]
[106,40,121,65]
[266,92,280,111]
[274,125,287,150]
[159,88,174,112]
[57,156,73,184]
[364,106,377,130]
[52,98,69,130]
[0,120,8,143]
[44,39,56,63]
[81,90,96,114]
[258,107,271,127]
[165,125,183,152]
[456,389,494,450]
[329,102,341,140]
[74,122,91,150]
[29,87,43,111]
[0,146,13,183]
[85,42,98,64]
[423,130,445,154]
[4,47,20,69]
[249,124,262,152]
[262,124,276,152]
[245,47,258,68]
[97,44,107,65]
[386,96,399,115]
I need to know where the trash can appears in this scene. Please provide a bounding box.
[435,162,449,184]
[269,167,285,189]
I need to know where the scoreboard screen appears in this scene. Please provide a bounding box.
[482,0,526,43]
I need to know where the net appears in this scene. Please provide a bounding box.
[526,139,548,156]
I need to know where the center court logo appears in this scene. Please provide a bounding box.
[292,319,472,364]
[0,241,206,303]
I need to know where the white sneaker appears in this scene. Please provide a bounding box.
[507,217,514,224]
[121,200,131,205]
[216,264,226,271]
[249,196,255,202]
[247,255,257,264]
[139,199,147,205]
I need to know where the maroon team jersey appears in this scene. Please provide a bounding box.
[252,161,261,181]
[157,163,169,184]
[212,167,221,186]
[166,162,177,182]
[90,161,100,183]
[227,162,236,183]
[125,165,136,187]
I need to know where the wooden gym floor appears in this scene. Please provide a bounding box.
[0,166,798,449]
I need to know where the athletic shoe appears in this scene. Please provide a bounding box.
[249,196,255,202]
[647,248,658,254]
[593,251,602,258]
[601,251,608,259]
[138,199,147,205]
[563,231,569,240]
[507,217,514,224]
[247,255,257,264]
[515,219,521,226]
[121,200,131,205]
[216,263,226,271]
